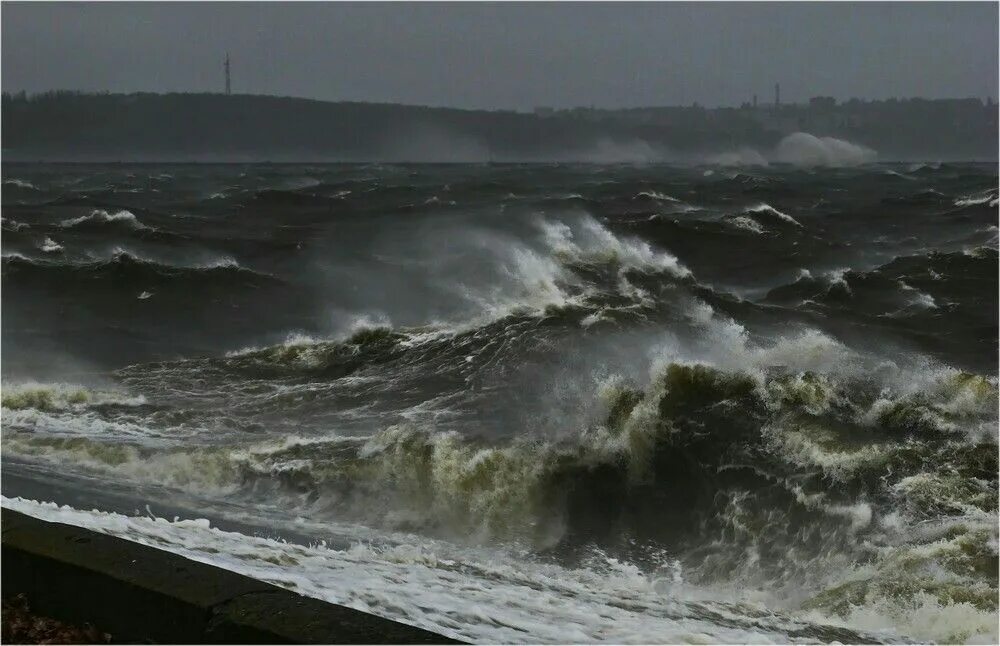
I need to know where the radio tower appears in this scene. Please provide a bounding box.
[224,53,231,95]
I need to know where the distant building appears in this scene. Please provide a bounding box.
[533,106,555,117]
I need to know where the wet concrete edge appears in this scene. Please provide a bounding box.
[1,508,463,644]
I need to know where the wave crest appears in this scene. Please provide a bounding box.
[60,209,150,230]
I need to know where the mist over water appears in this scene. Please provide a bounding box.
[376,130,879,166]
[774,133,877,167]
[2,161,998,643]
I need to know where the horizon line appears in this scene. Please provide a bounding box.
[2,89,995,114]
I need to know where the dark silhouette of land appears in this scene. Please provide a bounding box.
[2,91,996,161]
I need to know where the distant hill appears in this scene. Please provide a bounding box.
[2,91,996,161]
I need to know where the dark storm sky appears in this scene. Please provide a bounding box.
[3,2,997,110]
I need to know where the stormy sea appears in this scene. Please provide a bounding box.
[1,161,997,643]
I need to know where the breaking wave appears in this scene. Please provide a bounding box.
[3,178,39,190]
[3,161,997,644]
[745,203,802,227]
[60,208,151,230]
[38,237,63,253]
[4,321,996,644]
[955,189,999,208]
[1,216,29,232]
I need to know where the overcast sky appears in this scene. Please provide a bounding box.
[3,2,997,110]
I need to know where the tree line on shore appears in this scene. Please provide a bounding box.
[3,91,995,161]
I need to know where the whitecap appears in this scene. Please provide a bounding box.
[3,178,38,189]
[60,209,150,230]
[747,203,802,227]
[727,216,765,234]
[39,237,63,253]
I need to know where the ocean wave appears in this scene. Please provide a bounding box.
[8,335,994,540]
[3,178,39,190]
[2,382,147,412]
[955,189,999,208]
[59,209,151,230]
[217,327,406,378]
[0,496,890,644]
[724,215,766,234]
[883,169,918,181]
[4,162,998,644]
[324,213,691,332]
[896,280,937,310]
[38,237,63,253]
[2,248,271,285]
[4,310,995,642]
[540,215,690,278]
[634,190,680,202]
[745,203,802,227]
[765,247,997,311]
[5,356,994,645]
[1,216,29,232]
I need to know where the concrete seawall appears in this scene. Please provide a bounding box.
[1,508,461,644]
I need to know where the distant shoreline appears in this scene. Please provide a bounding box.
[3,91,995,162]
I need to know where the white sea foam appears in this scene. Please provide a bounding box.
[0,497,895,644]
[747,203,802,227]
[831,594,998,645]
[540,215,690,278]
[99,247,249,272]
[2,252,32,261]
[224,314,395,359]
[2,381,145,407]
[897,280,937,309]
[2,301,994,644]
[193,256,242,269]
[227,214,647,353]
[954,190,999,208]
[61,209,150,230]
[39,237,64,253]
[727,215,766,234]
[3,178,38,189]
[634,190,680,202]
[822,267,852,294]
